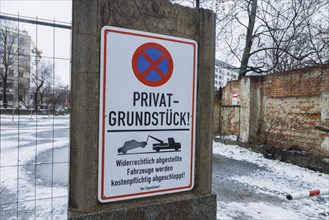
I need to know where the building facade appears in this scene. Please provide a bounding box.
[0,27,31,108]
[214,59,239,90]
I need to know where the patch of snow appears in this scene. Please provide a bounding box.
[218,201,302,220]
[214,141,329,220]
[1,114,69,219]
[214,135,238,141]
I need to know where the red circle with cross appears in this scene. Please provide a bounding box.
[132,42,174,87]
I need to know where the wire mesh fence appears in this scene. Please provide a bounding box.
[0,13,71,220]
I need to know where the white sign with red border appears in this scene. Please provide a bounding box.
[98,26,198,203]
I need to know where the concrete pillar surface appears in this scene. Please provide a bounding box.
[70,0,216,219]
[239,78,250,142]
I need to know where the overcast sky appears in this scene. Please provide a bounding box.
[0,0,72,85]
[0,0,72,22]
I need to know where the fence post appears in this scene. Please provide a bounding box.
[69,0,217,219]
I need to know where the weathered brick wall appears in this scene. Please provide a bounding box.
[214,81,240,136]
[263,65,329,98]
[216,64,329,156]
[213,91,221,134]
[219,106,240,136]
[261,96,322,150]
[222,80,240,105]
[260,65,329,155]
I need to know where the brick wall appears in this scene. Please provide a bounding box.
[216,64,329,156]
[215,80,240,136]
[222,80,240,105]
[260,65,329,155]
[214,91,221,134]
[263,65,329,98]
[219,106,240,136]
[261,96,322,150]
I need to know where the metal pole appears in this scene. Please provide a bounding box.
[286,188,329,200]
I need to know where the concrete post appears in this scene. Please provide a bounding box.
[320,92,329,124]
[239,78,251,142]
[69,0,216,219]
[320,92,329,152]
[239,77,262,142]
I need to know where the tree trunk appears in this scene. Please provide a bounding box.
[2,88,7,109]
[2,77,8,108]
[196,0,200,8]
[239,0,258,79]
[34,92,38,112]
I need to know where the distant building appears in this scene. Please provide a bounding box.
[214,59,239,90]
[0,28,31,108]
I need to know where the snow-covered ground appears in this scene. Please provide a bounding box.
[1,114,328,219]
[213,141,329,220]
[0,114,69,220]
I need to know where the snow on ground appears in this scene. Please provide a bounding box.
[214,141,329,220]
[0,114,69,220]
[1,114,328,219]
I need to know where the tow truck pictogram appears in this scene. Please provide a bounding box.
[117,135,181,154]
[147,135,181,152]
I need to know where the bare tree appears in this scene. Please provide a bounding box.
[53,85,70,109]
[39,78,52,105]
[40,83,70,114]
[239,0,257,77]
[0,21,27,108]
[216,0,329,77]
[30,57,53,111]
[170,0,202,8]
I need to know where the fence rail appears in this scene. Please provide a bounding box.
[0,13,71,29]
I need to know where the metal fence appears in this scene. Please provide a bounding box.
[0,13,71,220]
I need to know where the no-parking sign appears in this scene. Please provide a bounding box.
[98,26,197,203]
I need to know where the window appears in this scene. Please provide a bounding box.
[19,37,26,46]
[8,101,13,107]
[8,69,14,76]
[9,35,15,42]
[19,48,25,55]
[0,67,3,77]
[19,61,26,67]
[19,71,24,77]
[9,47,14,55]
[7,82,13,89]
